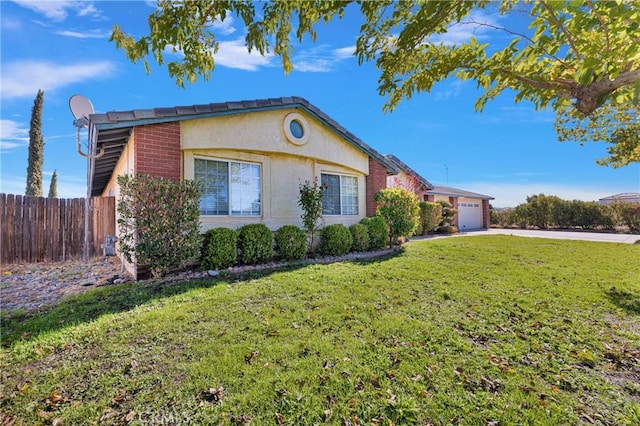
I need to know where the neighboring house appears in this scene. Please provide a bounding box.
[425,186,494,231]
[87,97,399,275]
[598,193,640,205]
[384,154,493,230]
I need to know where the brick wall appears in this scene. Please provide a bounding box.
[134,122,181,180]
[365,157,388,217]
[482,199,491,229]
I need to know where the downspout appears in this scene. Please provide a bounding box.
[84,121,97,260]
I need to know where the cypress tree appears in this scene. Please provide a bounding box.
[26,89,45,197]
[48,170,58,198]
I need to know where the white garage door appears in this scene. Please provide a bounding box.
[458,200,483,230]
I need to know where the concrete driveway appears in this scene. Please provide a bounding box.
[460,228,640,244]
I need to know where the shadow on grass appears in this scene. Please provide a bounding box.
[606,287,640,315]
[1,249,403,347]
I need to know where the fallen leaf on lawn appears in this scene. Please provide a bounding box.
[201,387,225,406]
[386,389,397,404]
[125,411,137,422]
[245,351,259,365]
[37,411,52,419]
[52,417,63,426]
[275,412,285,425]
[411,374,423,382]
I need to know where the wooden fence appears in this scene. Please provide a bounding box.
[0,194,115,265]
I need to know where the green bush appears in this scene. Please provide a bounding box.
[375,188,420,246]
[201,228,238,270]
[617,202,640,232]
[117,174,201,278]
[438,225,458,234]
[436,200,457,228]
[238,224,274,264]
[349,223,370,252]
[275,225,307,261]
[418,201,442,235]
[319,224,353,256]
[360,216,388,250]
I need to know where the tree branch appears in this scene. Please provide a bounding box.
[585,0,610,52]
[462,19,574,70]
[539,1,582,59]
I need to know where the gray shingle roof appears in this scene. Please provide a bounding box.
[89,96,398,196]
[429,185,494,200]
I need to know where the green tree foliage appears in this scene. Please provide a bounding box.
[298,178,325,252]
[112,1,640,165]
[117,174,201,278]
[556,103,639,168]
[523,194,563,229]
[47,170,58,198]
[375,188,419,246]
[418,201,442,236]
[26,90,44,197]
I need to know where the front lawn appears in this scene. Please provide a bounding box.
[1,235,639,424]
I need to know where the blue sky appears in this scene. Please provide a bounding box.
[1,1,638,207]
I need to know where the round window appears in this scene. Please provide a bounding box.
[283,113,310,145]
[289,119,304,139]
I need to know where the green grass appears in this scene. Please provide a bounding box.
[2,235,639,425]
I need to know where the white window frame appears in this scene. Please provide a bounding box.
[195,157,262,217]
[321,172,359,216]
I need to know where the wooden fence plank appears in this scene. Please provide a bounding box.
[0,195,116,265]
[6,194,16,264]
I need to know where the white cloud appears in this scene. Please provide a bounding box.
[54,29,108,39]
[432,11,500,46]
[211,15,237,36]
[214,39,274,71]
[11,0,103,21]
[0,119,29,151]
[434,80,468,101]
[292,45,356,73]
[1,16,22,30]
[1,60,116,100]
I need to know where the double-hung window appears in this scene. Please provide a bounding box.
[321,173,358,215]
[195,158,261,216]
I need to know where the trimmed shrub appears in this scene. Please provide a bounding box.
[437,200,457,228]
[238,224,274,264]
[349,223,370,252]
[438,225,458,234]
[418,201,442,235]
[319,224,353,256]
[361,216,388,250]
[275,225,307,261]
[375,188,420,246]
[117,174,201,278]
[201,228,238,270]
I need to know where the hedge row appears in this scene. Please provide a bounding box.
[200,217,389,270]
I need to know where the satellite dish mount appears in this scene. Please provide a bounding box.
[69,94,104,158]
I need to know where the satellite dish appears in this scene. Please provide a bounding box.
[69,94,94,128]
[69,94,103,158]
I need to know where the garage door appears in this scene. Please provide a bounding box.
[458,201,483,230]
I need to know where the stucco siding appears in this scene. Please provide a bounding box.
[183,149,367,232]
[180,109,369,175]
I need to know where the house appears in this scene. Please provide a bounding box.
[87,97,399,274]
[384,154,494,230]
[598,193,640,205]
